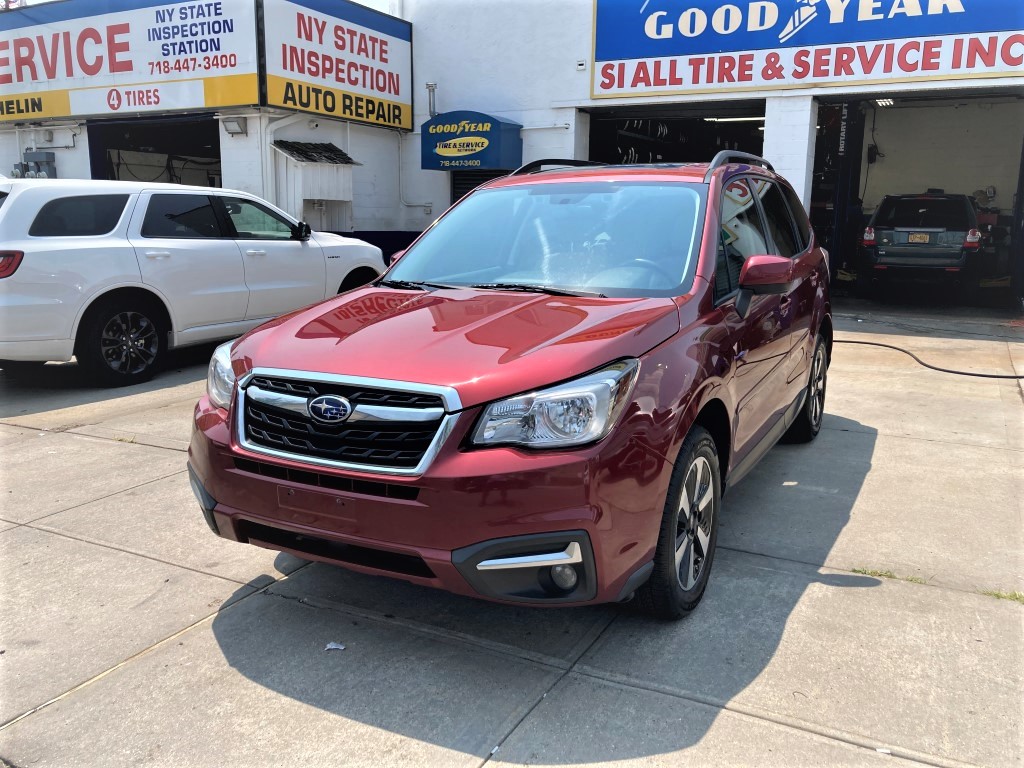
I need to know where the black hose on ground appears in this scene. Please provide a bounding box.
[834,339,1024,380]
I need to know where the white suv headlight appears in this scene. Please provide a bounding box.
[207,341,237,410]
[471,360,640,449]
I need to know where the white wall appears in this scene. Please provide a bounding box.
[0,124,91,180]
[860,99,1024,214]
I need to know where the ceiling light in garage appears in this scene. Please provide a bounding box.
[703,116,766,122]
[875,99,894,107]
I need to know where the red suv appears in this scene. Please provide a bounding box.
[188,153,832,619]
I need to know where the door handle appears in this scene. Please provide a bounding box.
[779,296,792,312]
[246,249,267,256]
[144,251,170,259]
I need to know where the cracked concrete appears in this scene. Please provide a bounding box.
[0,300,1021,767]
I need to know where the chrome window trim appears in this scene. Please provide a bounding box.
[236,368,461,477]
[247,384,445,423]
[239,367,462,411]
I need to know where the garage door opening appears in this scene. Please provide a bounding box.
[87,115,222,187]
[813,91,1024,308]
[588,103,765,165]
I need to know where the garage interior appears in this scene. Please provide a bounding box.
[586,90,1024,308]
[86,115,222,188]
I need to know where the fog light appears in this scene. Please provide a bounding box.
[550,564,578,591]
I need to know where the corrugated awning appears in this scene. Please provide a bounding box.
[273,141,357,165]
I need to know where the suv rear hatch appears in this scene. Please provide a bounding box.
[868,195,975,268]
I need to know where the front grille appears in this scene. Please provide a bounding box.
[249,376,444,409]
[241,375,446,471]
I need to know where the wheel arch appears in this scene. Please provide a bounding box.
[818,311,834,362]
[72,285,175,350]
[691,397,732,491]
[338,266,381,294]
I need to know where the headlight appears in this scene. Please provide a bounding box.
[206,341,237,410]
[472,360,639,448]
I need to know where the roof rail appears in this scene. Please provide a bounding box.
[703,151,774,182]
[510,158,607,176]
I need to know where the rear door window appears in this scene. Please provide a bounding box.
[755,181,801,258]
[28,194,130,236]
[874,197,971,230]
[779,183,811,250]
[142,194,224,239]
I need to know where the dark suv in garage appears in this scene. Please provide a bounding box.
[188,153,832,619]
[860,192,983,287]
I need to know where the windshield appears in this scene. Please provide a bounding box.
[388,181,707,298]
[874,196,971,230]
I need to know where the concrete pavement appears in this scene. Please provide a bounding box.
[1,301,1021,767]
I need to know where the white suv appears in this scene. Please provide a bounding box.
[0,179,385,385]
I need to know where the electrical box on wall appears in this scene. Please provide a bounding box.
[11,151,57,178]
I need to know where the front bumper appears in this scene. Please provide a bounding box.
[188,394,672,606]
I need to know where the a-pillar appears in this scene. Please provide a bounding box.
[761,95,818,206]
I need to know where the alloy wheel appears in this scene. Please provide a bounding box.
[809,344,827,429]
[99,311,159,375]
[675,454,714,590]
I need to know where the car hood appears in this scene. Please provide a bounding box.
[233,287,681,409]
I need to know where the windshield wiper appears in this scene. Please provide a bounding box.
[470,283,606,298]
[377,278,463,291]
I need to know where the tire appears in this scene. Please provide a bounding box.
[635,426,721,620]
[784,334,828,443]
[76,298,166,387]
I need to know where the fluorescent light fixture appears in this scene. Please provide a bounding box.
[221,116,248,136]
[875,99,894,107]
[703,116,766,122]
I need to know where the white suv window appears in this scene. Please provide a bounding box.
[28,194,130,237]
[223,198,295,240]
[142,194,224,239]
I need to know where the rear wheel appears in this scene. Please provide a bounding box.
[635,426,721,620]
[784,334,828,443]
[76,298,166,387]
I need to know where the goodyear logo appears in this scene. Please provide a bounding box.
[428,120,492,135]
[434,136,490,157]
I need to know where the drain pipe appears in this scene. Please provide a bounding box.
[396,130,432,215]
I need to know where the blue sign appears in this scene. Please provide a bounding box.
[595,0,1024,60]
[421,110,523,171]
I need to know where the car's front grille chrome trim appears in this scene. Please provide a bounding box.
[236,368,461,477]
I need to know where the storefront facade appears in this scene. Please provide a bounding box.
[2,0,1023,291]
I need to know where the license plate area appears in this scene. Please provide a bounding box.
[908,233,930,244]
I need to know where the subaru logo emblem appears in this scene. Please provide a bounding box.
[307,395,352,424]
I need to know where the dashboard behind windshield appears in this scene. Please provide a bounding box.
[388,181,708,298]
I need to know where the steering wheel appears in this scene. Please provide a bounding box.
[630,258,676,286]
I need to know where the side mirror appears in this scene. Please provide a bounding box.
[292,222,312,241]
[738,254,794,295]
[387,249,406,267]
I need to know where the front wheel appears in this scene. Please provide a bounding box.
[784,334,828,443]
[635,426,721,620]
[76,300,165,387]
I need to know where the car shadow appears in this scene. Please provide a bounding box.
[0,343,216,419]
[210,412,879,762]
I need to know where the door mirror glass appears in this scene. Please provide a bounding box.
[738,254,794,295]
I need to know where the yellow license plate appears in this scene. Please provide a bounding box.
[909,233,930,244]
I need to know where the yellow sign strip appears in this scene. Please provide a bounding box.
[0,90,72,122]
[203,73,260,108]
[266,74,411,130]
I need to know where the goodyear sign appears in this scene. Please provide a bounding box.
[593,0,1024,97]
[421,110,523,171]
[0,0,259,121]
[263,0,413,130]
